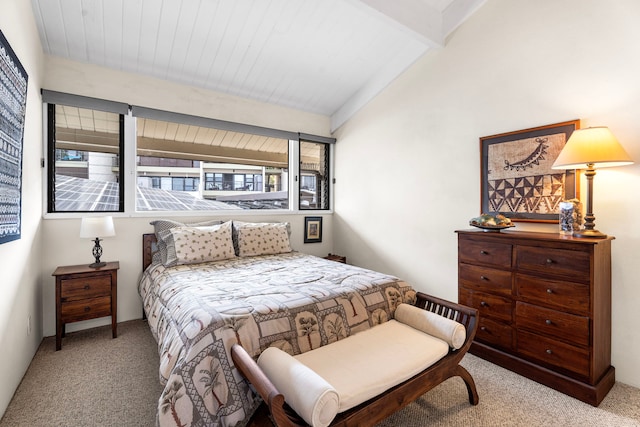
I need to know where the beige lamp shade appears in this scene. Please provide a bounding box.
[551,126,633,239]
[552,127,634,170]
[80,216,116,238]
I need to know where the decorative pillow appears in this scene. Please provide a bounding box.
[234,222,292,257]
[150,218,223,264]
[161,221,235,267]
[232,221,291,255]
[394,303,466,349]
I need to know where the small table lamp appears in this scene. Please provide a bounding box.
[80,216,116,267]
[552,126,634,238]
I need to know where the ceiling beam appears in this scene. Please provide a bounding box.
[442,0,487,37]
[352,0,444,47]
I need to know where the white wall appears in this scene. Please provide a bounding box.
[0,0,44,417]
[43,56,331,137]
[40,214,333,337]
[334,0,640,388]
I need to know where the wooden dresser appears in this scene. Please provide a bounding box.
[456,230,614,405]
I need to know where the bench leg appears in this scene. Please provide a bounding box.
[455,365,479,405]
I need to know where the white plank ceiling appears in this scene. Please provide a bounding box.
[31,0,486,132]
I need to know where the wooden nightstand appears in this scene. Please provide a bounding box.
[52,261,119,350]
[324,253,347,264]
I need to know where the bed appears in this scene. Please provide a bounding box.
[139,220,421,427]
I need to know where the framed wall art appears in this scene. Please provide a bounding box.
[304,216,322,243]
[480,120,580,223]
[0,30,29,244]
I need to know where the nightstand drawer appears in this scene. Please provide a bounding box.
[459,288,512,323]
[459,263,512,296]
[60,276,112,302]
[515,302,589,346]
[516,273,589,314]
[458,239,512,268]
[517,330,590,378]
[515,246,590,281]
[61,296,112,322]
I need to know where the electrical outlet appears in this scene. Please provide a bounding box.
[27,315,31,336]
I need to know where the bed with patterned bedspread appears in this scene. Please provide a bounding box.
[139,221,416,427]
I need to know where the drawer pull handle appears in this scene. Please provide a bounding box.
[546,349,553,355]
[546,289,553,294]
[480,250,488,255]
[545,319,552,325]
[546,258,554,264]
[480,326,486,331]
[480,275,487,281]
[480,301,487,307]
[84,306,91,312]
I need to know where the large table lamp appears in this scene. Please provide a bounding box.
[552,126,633,238]
[80,216,116,268]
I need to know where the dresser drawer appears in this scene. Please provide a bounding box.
[61,296,112,322]
[459,238,512,268]
[515,246,590,281]
[459,263,512,296]
[515,302,589,346]
[60,275,112,302]
[517,330,590,378]
[459,288,512,323]
[516,273,589,314]
[476,317,513,350]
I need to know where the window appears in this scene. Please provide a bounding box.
[46,100,125,212]
[44,92,335,215]
[133,110,291,211]
[299,140,330,210]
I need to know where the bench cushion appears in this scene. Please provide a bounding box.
[295,319,449,412]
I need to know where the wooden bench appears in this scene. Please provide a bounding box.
[231,292,479,427]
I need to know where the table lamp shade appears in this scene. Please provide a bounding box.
[551,126,633,238]
[80,216,116,239]
[552,127,633,170]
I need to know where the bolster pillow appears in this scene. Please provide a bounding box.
[394,303,466,349]
[257,347,340,427]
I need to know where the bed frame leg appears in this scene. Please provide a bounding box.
[455,365,479,405]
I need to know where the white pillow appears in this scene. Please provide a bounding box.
[258,347,339,427]
[150,218,223,264]
[234,222,292,257]
[164,221,236,266]
[394,303,466,349]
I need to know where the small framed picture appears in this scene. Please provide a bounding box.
[304,216,322,243]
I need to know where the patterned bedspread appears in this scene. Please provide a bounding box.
[139,251,416,427]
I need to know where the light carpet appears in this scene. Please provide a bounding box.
[1,320,639,426]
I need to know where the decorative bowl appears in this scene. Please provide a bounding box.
[469,221,515,232]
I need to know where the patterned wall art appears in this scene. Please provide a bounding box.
[0,30,28,244]
[480,120,580,223]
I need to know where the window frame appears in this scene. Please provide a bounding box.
[42,92,335,218]
[45,102,126,214]
[298,139,331,211]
